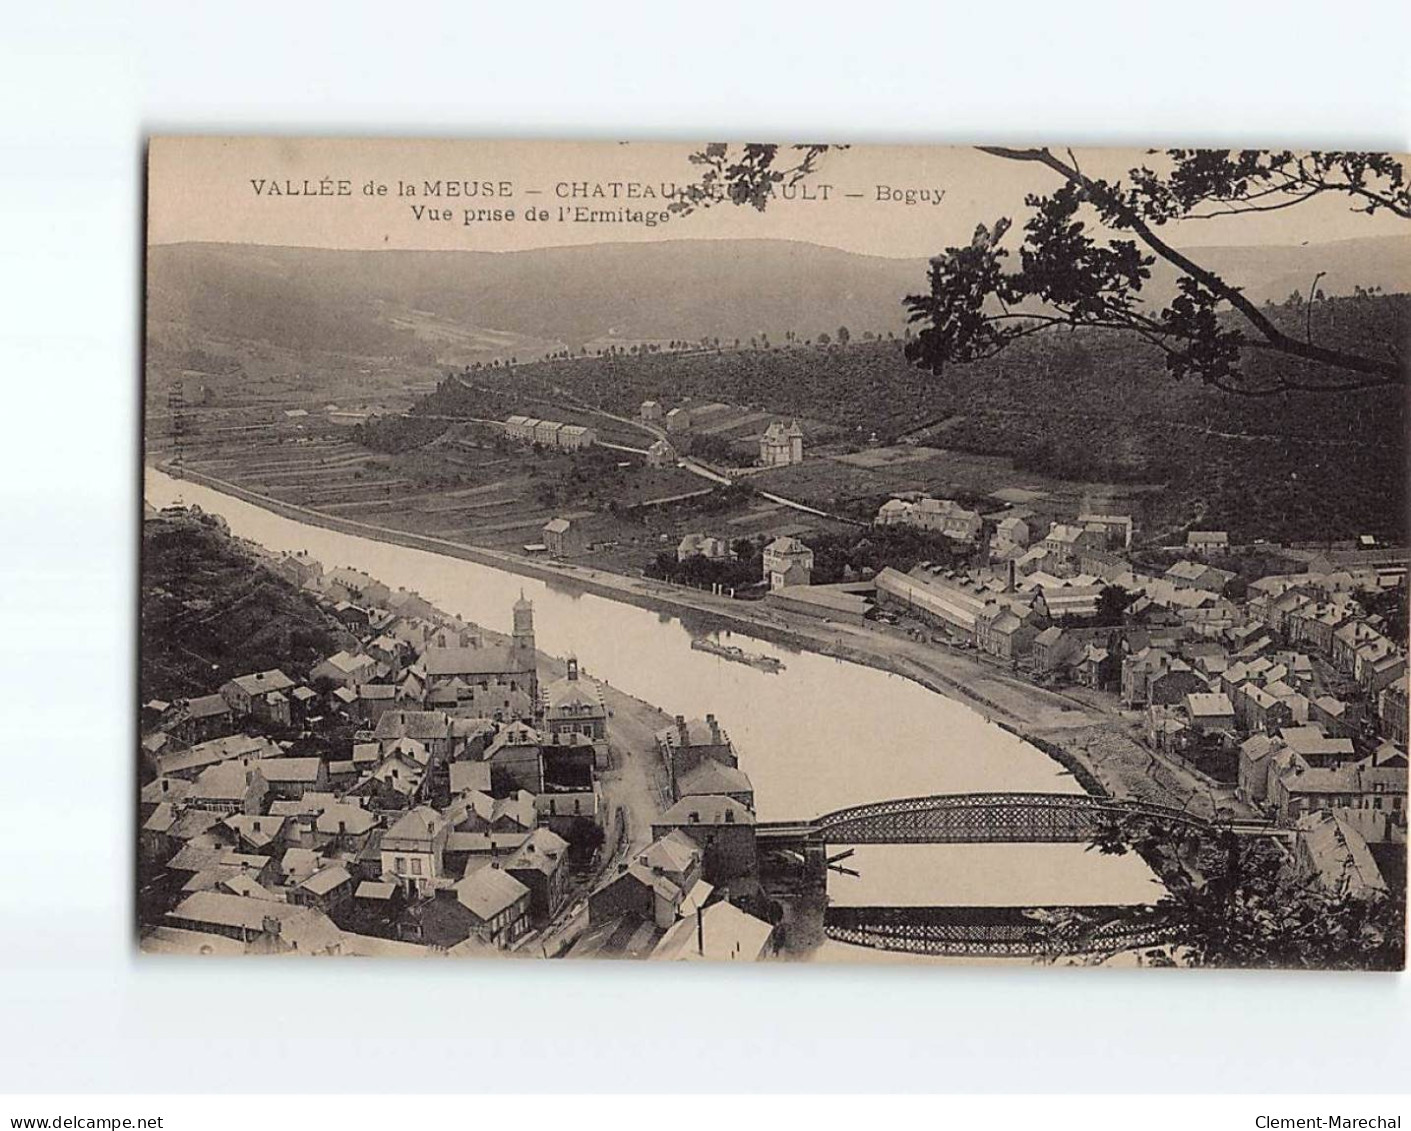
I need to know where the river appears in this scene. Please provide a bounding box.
[144,467,1160,912]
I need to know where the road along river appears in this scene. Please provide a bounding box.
[144,467,1160,916]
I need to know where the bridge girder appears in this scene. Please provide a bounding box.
[757,791,1271,846]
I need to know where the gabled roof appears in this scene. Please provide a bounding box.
[299,864,352,896]
[455,866,529,921]
[677,759,753,798]
[254,757,323,783]
[656,795,756,827]
[226,669,295,696]
[652,900,773,962]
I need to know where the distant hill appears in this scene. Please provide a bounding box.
[422,293,1407,544]
[148,234,1411,365]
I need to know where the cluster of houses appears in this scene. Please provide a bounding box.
[876,495,984,545]
[141,573,608,956]
[140,515,776,961]
[869,506,1406,899]
[575,711,773,962]
[639,398,805,468]
[503,415,598,451]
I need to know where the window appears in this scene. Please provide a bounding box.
[395,857,406,874]
[411,858,422,875]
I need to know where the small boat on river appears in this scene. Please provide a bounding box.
[690,637,785,672]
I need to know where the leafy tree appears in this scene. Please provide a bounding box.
[1071,814,1405,970]
[563,816,606,869]
[1095,584,1135,626]
[673,144,1408,396]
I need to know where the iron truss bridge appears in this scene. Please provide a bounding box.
[757,791,1280,846]
[824,904,1180,959]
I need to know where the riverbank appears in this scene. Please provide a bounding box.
[152,459,1242,818]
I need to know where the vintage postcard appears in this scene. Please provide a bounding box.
[141,137,1408,968]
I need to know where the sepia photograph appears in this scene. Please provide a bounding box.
[139,137,1408,970]
[5,0,1411,1118]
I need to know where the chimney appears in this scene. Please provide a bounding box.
[696,904,704,957]
[1006,559,1016,594]
[567,657,578,681]
[676,715,687,744]
[707,713,720,744]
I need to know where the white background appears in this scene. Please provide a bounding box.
[1,0,1408,1095]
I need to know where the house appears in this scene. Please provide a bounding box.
[355,682,398,724]
[677,533,729,563]
[253,757,327,801]
[1187,530,1230,554]
[1293,811,1388,899]
[974,602,1039,661]
[645,438,677,468]
[674,758,754,809]
[373,709,456,760]
[1280,725,1356,768]
[1076,643,1118,690]
[503,827,571,925]
[652,795,757,883]
[1378,678,1408,746]
[540,656,608,741]
[219,670,295,717]
[542,517,582,558]
[758,420,804,467]
[534,420,564,447]
[310,650,379,689]
[484,723,544,794]
[1238,734,1283,805]
[380,806,449,897]
[314,803,378,852]
[453,789,537,836]
[557,424,596,451]
[1268,758,1408,825]
[640,400,663,422]
[451,865,532,949]
[762,536,813,590]
[325,566,391,608]
[878,496,981,543]
[168,693,235,746]
[652,899,773,962]
[1040,523,1094,569]
[656,713,736,799]
[1184,692,1236,733]
[994,514,1031,550]
[187,760,268,815]
[448,760,494,797]
[164,892,344,955]
[289,864,355,914]
[1165,560,1236,593]
[665,407,692,433]
[332,601,372,631]
[1078,513,1133,550]
[220,813,287,856]
[589,831,705,928]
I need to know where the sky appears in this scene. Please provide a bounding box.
[147,137,1408,259]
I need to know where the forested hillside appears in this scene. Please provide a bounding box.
[422,294,1407,545]
[141,510,348,701]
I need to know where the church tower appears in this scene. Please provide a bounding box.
[512,591,536,670]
